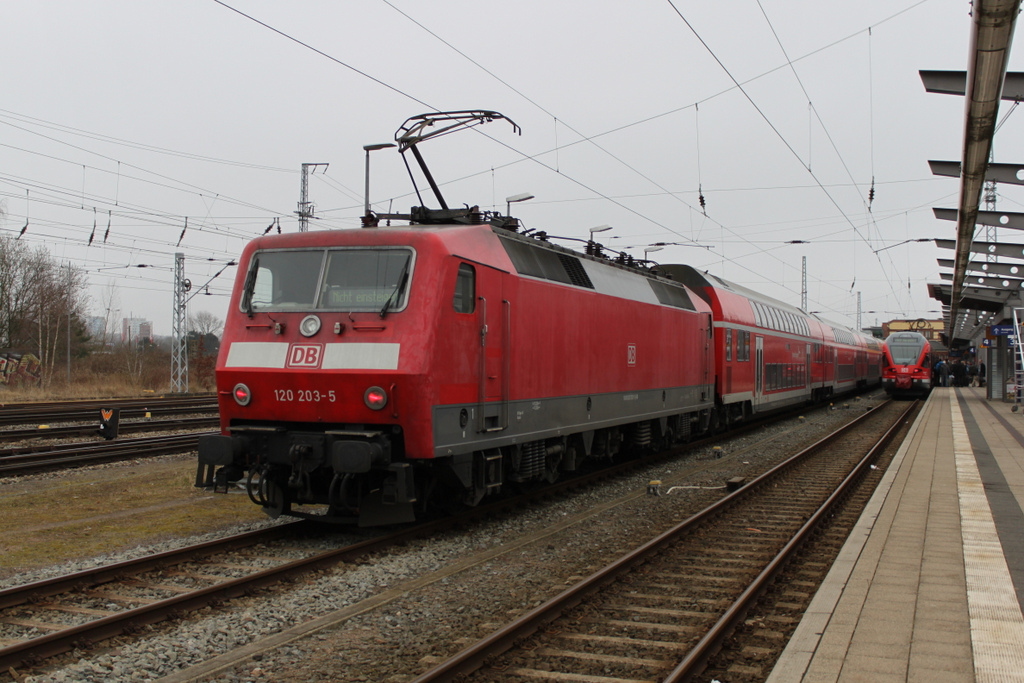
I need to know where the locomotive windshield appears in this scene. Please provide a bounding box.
[245,247,413,313]
[887,334,925,364]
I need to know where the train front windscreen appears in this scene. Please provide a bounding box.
[243,247,413,313]
[887,335,925,365]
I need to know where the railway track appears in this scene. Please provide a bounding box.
[0,403,834,676]
[0,496,564,674]
[0,432,217,477]
[0,396,216,428]
[0,521,349,672]
[0,416,220,445]
[0,395,892,679]
[411,399,917,683]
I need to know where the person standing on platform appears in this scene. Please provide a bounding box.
[980,361,986,388]
[954,359,967,387]
[939,359,950,387]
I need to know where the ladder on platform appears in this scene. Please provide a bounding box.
[1012,308,1024,412]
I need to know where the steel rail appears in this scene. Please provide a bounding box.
[663,399,917,681]
[410,399,906,682]
[0,500,544,672]
[0,523,309,611]
[0,396,881,674]
[0,433,216,476]
[0,417,220,446]
[0,396,215,412]
[0,398,216,427]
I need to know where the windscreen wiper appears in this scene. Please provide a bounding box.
[241,257,259,318]
[379,261,411,319]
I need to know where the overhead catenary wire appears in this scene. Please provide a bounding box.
[2,1,941,333]
[376,0,930,318]
[671,0,908,313]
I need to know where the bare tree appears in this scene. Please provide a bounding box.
[0,236,35,349]
[0,235,89,386]
[188,310,224,338]
[99,282,121,348]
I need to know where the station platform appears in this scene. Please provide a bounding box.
[768,387,1024,682]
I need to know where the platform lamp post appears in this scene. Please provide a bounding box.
[362,143,396,226]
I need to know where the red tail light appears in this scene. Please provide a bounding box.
[364,386,388,410]
[233,383,252,406]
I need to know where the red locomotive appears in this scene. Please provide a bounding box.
[881,331,932,397]
[197,111,882,525]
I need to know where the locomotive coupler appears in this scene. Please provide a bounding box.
[287,442,318,495]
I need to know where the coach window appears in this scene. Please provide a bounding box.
[453,263,476,313]
[726,328,733,361]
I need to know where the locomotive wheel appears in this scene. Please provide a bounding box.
[563,438,583,472]
[706,407,722,434]
[661,426,675,451]
[262,479,292,519]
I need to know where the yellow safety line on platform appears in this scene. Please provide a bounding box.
[951,396,1024,681]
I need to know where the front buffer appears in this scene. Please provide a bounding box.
[198,365,425,527]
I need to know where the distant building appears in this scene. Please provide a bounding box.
[86,316,106,342]
[122,317,154,344]
[882,319,944,341]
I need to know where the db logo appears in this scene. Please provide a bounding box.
[627,343,637,367]
[286,343,324,368]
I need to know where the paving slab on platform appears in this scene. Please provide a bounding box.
[768,388,1024,682]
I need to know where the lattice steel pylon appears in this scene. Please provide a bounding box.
[297,163,329,232]
[801,256,807,311]
[170,252,189,393]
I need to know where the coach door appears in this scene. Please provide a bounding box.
[702,313,713,400]
[476,265,509,432]
[806,343,812,395]
[755,335,764,405]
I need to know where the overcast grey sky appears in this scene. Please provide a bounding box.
[0,0,1001,334]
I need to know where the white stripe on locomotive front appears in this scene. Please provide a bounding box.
[224,342,401,370]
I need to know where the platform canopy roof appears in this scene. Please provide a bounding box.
[922,0,1024,348]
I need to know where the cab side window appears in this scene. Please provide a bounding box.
[453,263,476,313]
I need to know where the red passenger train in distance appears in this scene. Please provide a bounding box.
[881,331,933,398]
[197,111,882,526]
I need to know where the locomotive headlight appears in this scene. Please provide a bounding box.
[233,383,252,406]
[299,314,322,337]
[364,386,388,410]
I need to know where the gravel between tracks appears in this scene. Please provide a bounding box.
[11,396,884,683]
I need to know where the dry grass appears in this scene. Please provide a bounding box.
[0,455,267,580]
[2,380,169,402]
[0,379,214,403]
